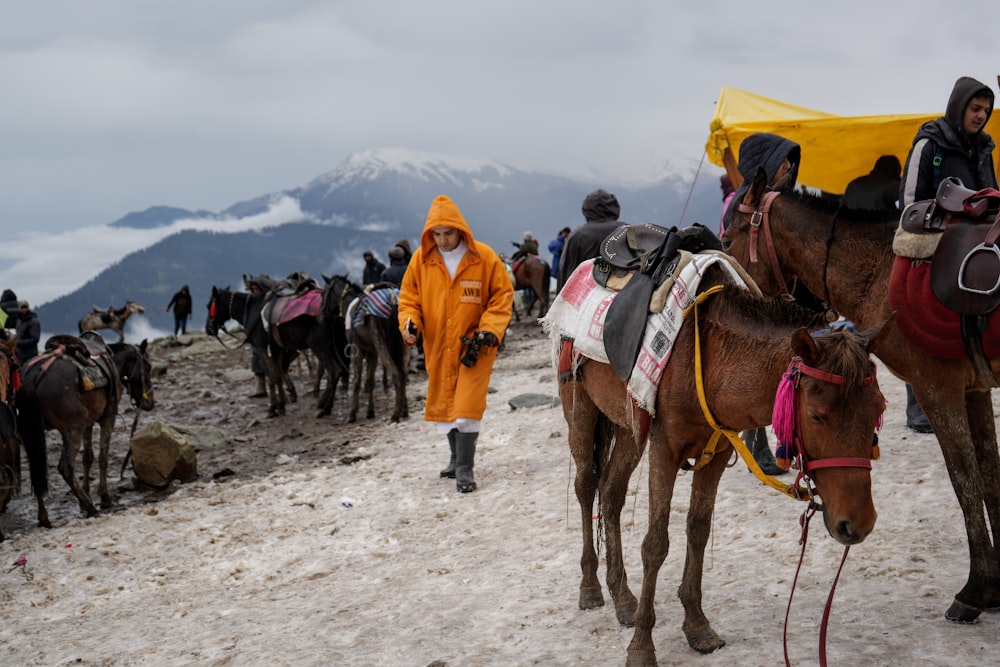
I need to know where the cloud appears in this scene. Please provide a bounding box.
[0,197,309,307]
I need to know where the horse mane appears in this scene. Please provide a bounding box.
[707,283,826,331]
[811,328,876,398]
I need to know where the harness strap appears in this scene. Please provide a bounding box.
[739,191,789,295]
[685,284,809,501]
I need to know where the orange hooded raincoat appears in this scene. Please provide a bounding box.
[398,195,514,423]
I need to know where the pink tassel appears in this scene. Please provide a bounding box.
[772,364,797,443]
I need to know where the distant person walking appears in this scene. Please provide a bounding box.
[165,285,193,336]
[558,189,623,292]
[15,299,40,364]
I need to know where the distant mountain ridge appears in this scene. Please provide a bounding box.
[37,148,722,334]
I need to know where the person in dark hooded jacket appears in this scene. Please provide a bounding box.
[897,75,997,435]
[557,189,623,292]
[900,76,996,208]
[843,155,901,210]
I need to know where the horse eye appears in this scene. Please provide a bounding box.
[720,238,732,251]
[807,410,823,424]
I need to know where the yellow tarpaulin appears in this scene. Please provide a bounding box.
[706,85,1000,194]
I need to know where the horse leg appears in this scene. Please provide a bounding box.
[559,380,605,612]
[918,383,995,622]
[600,423,643,626]
[372,331,406,422]
[626,427,680,667]
[97,413,115,509]
[82,424,95,498]
[964,389,1000,610]
[57,430,99,518]
[678,450,729,653]
[348,352,363,423]
[264,356,284,417]
[364,351,377,419]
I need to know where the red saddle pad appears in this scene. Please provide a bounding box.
[888,256,1000,359]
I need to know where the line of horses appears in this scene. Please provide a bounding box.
[0,328,154,541]
[205,273,408,424]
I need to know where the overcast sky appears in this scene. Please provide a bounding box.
[1,1,996,306]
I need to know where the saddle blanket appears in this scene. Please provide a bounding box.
[889,256,1000,359]
[541,254,748,415]
[351,288,400,329]
[275,289,322,326]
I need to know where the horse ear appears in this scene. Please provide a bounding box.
[744,166,769,207]
[322,273,331,284]
[790,327,819,363]
[139,339,148,353]
[862,313,896,353]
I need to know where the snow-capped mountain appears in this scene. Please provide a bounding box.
[36,148,722,334]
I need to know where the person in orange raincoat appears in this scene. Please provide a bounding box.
[399,195,514,493]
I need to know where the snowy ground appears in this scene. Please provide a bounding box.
[0,319,998,666]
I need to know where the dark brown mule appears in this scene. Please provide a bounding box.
[557,265,887,663]
[321,275,409,423]
[510,254,551,319]
[78,301,145,342]
[0,334,20,540]
[207,286,349,418]
[722,167,1000,623]
[15,332,123,526]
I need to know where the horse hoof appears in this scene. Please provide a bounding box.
[578,587,605,611]
[686,627,725,654]
[348,414,357,424]
[615,602,637,627]
[366,411,375,420]
[946,598,983,624]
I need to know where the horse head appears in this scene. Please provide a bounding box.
[206,286,229,336]
[779,318,892,545]
[111,339,155,411]
[321,274,362,323]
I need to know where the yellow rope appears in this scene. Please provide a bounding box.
[685,285,808,501]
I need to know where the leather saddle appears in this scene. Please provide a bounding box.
[598,223,722,380]
[902,177,1000,316]
[41,332,116,391]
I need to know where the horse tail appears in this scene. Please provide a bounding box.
[593,412,615,481]
[15,384,48,499]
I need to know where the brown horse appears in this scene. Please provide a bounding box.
[15,332,123,526]
[78,301,146,342]
[509,254,551,319]
[0,333,19,540]
[554,263,888,662]
[722,167,1000,623]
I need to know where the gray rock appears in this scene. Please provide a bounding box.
[507,393,560,410]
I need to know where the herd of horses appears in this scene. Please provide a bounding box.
[1,203,998,663]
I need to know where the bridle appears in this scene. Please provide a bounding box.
[208,290,254,350]
[736,190,842,321]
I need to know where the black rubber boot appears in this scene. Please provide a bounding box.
[455,432,478,493]
[745,427,787,476]
[905,384,933,434]
[440,429,457,479]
